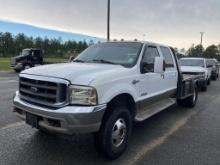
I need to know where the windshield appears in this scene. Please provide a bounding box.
[179,59,204,67]
[21,50,30,56]
[73,42,143,67]
[206,60,215,66]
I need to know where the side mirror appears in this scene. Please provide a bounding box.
[154,57,165,73]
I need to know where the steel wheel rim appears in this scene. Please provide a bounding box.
[111,118,127,148]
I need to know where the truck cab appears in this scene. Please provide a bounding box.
[13,42,199,159]
[10,48,43,72]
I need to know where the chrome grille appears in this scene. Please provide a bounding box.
[19,75,68,108]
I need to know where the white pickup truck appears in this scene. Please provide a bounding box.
[13,41,200,159]
[179,57,212,91]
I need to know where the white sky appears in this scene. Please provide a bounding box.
[0,0,220,49]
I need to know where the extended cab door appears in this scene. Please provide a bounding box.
[159,46,178,92]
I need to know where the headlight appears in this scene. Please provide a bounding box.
[69,85,97,105]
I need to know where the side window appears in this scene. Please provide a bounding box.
[141,46,160,73]
[34,50,40,56]
[160,47,174,68]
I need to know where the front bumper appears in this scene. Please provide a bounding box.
[10,63,23,70]
[13,91,106,135]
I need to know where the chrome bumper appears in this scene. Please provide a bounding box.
[13,91,106,134]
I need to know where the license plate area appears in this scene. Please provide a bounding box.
[26,113,39,128]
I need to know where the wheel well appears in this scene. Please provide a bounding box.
[195,80,198,86]
[105,93,136,120]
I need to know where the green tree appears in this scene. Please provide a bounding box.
[187,44,204,57]
[0,32,89,57]
[204,45,219,60]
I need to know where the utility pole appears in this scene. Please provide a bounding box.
[142,34,146,41]
[200,32,204,46]
[107,0,110,41]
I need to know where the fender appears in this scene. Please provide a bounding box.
[98,82,138,104]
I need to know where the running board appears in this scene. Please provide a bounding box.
[135,98,176,122]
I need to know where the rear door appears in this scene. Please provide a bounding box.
[32,50,41,65]
[159,46,178,92]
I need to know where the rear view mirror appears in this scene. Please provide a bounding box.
[154,57,165,73]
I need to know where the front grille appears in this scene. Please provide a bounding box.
[19,76,68,108]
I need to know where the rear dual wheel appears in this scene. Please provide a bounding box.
[177,85,198,107]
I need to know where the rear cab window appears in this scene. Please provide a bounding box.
[160,46,175,70]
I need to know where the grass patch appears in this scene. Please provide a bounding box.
[0,57,68,71]
[0,58,11,71]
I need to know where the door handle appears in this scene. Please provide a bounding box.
[161,73,165,79]
[132,80,140,85]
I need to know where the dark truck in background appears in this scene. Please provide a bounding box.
[10,48,43,72]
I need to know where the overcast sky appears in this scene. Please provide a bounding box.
[0,0,219,49]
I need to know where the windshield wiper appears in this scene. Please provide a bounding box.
[92,59,117,65]
[73,59,85,63]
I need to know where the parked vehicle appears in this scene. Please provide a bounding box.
[179,57,212,91]
[13,42,200,159]
[206,58,219,80]
[10,48,43,72]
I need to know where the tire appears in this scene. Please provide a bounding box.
[14,69,21,73]
[200,80,207,91]
[37,127,54,135]
[94,107,132,159]
[177,85,198,108]
[24,64,32,70]
[207,79,211,85]
[212,75,217,81]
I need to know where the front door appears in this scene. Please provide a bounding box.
[138,45,166,113]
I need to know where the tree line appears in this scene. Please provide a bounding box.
[1,31,220,60]
[175,44,220,60]
[0,32,89,58]
[186,44,220,60]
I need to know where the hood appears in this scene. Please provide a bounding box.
[180,66,206,73]
[13,54,28,60]
[21,62,125,85]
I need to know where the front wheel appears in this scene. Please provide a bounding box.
[94,107,132,159]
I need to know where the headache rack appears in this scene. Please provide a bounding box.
[19,74,69,108]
